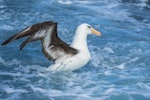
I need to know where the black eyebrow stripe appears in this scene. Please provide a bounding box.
[87,26,91,28]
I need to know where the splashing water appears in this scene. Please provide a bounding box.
[0,0,150,100]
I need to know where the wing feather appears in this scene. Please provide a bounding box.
[1,21,78,62]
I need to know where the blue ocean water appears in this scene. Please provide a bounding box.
[0,0,150,100]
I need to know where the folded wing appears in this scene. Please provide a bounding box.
[1,21,78,62]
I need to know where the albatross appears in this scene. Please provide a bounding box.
[1,21,101,71]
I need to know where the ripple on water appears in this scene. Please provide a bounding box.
[0,0,150,100]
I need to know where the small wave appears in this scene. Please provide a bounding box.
[57,0,72,5]
[136,82,150,91]
[0,0,149,100]
[0,25,14,30]
[116,63,126,70]
[103,47,114,54]
[0,57,21,66]
[2,86,28,94]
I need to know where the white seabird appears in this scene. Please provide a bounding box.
[1,21,101,71]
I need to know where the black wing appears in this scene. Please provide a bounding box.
[1,21,78,62]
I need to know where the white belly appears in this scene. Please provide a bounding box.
[47,51,91,71]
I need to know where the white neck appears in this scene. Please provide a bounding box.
[71,28,89,52]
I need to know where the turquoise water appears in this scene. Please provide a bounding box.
[0,0,150,100]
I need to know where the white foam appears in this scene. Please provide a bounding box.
[103,88,116,95]
[0,57,21,66]
[0,57,5,65]
[116,63,125,70]
[128,57,139,64]
[103,47,114,54]
[135,0,150,9]
[104,71,112,76]
[3,86,28,94]
[30,85,47,93]
[116,57,139,70]
[30,85,68,97]
[0,1,149,100]
[129,49,143,55]
[0,5,6,9]
[0,25,14,30]
[0,71,21,77]
[136,82,150,90]
[57,0,72,4]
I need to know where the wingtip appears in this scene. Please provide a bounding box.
[1,41,8,46]
[19,44,24,51]
[19,47,23,50]
[1,42,4,46]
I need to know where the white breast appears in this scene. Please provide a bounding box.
[47,50,91,71]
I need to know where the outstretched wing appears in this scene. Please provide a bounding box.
[1,21,55,49]
[1,21,78,62]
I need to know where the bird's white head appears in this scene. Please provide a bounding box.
[77,23,102,36]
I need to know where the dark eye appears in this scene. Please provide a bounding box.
[87,26,91,28]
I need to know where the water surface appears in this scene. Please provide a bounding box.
[0,0,150,100]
